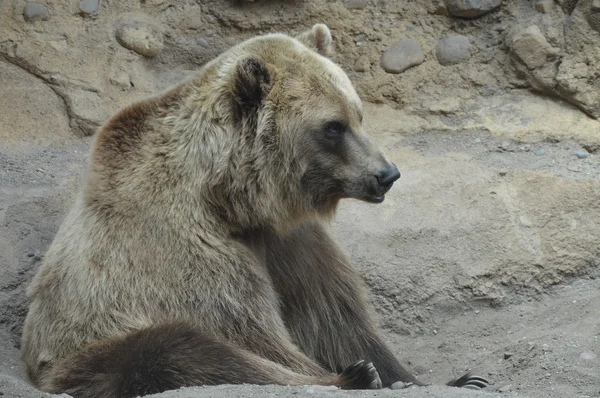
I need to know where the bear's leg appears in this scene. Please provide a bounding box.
[265,221,426,387]
[265,221,488,390]
[42,322,382,398]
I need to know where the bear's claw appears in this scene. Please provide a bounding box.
[339,360,382,390]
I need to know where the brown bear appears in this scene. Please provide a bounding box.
[20,24,488,398]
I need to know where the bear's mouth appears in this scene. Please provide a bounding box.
[365,194,385,203]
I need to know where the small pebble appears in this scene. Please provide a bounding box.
[391,381,407,390]
[51,154,57,158]
[354,33,367,43]
[575,151,589,159]
[504,352,513,359]
[27,251,35,257]
[474,138,482,143]
[498,384,512,393]
[580,352,597,360]
[305,387,315,394]
[499,169,508,176]
[535,149,545,156]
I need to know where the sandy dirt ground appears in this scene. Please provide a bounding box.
[1,102,599,398]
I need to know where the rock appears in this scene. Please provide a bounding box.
[354,33,367,43]
[345,0,370,9]
[380,39,424,74]
[59,88,108,135]
[535,149,545,156]
[535,0,553,13]
[181,8,204,30]
[575,151,589,159]
[436,35,471,65]
[541,344,552,352]
[224,37,237,46]
[109,71,132,89]
[426,97,461,114]
[555,0,579,14]
[499,141,511,151]
[446,0,502,18]
[116,22,164,57]
[503,352,513,359]
[390,381,407,390]
[27,251,35,258]
[580,352,597,360]
[588,8,600,32]
[23,3,50,22]
[555,59,600,119]
[354,55,371,72]
[511,25,559,69]
[498,384,512,393]
[593,0,600,11]
[79,0,100,16]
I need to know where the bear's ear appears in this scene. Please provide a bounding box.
[233,57,272,115]
[295,24,334,57]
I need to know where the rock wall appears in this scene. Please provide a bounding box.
[1,0,599,141]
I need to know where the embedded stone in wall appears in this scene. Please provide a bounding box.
[345,0,370,9]
[116,22,164,57]
[588,1,600,31]
[23,3,50,22]
[446,0,502,18]
[380,39,424,74]
[511,25,559,69]
[354,55,371,72]
[436,35,471,65]
[535,0,553,13]
[80,0,101,16]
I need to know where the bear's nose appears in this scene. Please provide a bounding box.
[376,164,401,187]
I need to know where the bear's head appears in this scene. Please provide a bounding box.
[194,24,400,232]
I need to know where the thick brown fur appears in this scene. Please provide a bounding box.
[21,24,484,398]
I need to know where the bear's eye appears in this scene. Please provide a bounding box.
[323,121,346,139]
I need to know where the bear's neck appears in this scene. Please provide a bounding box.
[163,87,313,235]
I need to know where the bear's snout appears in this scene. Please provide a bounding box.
[376,164,400,190]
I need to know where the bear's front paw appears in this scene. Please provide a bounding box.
[338,360,382,390]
